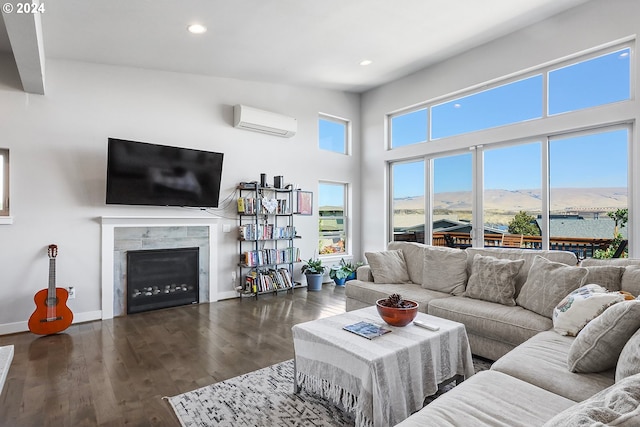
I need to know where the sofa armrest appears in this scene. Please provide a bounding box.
[356,265,374,282]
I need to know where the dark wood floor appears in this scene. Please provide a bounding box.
[0,286,347,426]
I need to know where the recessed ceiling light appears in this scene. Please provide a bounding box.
[187,24,207,34]
[360,59,373,66]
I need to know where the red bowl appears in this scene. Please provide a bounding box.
[376,299,419,327]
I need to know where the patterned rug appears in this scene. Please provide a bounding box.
[0,345,13,396]
[167,357,492,427]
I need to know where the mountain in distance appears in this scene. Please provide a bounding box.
[394,187,627,213]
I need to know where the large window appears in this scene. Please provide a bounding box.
[391,160,425,242]
[0,149,8,216]
[318,182,347,255]
[387,42,633,256]
[319,115,348,154]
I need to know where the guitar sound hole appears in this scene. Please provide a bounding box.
[46,297,59,307]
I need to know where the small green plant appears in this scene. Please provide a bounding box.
[301,258,325,275]
[329,258,363,280]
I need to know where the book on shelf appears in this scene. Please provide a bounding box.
[343,321,391,339]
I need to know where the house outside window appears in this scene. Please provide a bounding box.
[318,182,347,255]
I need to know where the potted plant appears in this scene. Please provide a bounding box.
[329,265,350,287]
[301,258,326,291]
[342,259,363,281]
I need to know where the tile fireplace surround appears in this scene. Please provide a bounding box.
[101,216,219,320]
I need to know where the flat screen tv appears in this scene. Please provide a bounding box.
[106,138,224,207]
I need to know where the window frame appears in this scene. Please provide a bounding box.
[385,40,635,254]
[0,148,9,217]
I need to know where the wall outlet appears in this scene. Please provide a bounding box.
[67,286,76,299]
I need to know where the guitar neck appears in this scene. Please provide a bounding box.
[48,257,56,298]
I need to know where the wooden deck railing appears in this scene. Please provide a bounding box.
[395,231,613,259]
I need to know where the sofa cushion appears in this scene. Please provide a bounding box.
[464,254,524,306]
[364,250,411,284]
[394,371,575,427]
[583,265,625,291]
[516,256,588,318]
[422,246,467,295]
[568,300,640,373]
[621,265,640,297]
[345,280,449,313]
[466,248,578,296]
[428,296,551,347]
[491,331,615,402]
[542,373,640,427]
[617,328,640,382]
[388,242,427,285]
[552,284,624,336]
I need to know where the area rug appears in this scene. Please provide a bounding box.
[0,345,14,395]
[167,356,491,427]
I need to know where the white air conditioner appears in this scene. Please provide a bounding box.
[233,104,297,138]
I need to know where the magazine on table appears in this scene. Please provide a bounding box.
[343,321,391,339]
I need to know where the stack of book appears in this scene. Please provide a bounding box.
[245,268,294,293]
[238,224,295,240]
[241,247,300,267]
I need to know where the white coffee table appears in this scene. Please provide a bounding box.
[292,306,474,427]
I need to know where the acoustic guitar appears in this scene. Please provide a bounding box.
[28,244,73,335]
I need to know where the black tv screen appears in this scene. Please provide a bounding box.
[106,138,224,207]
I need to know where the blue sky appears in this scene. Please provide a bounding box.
[391,48,630,199]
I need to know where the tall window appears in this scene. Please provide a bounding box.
[318,182,347,255]
[433,153,473,244]
[391,160,425,242]
[549,128,628,257]
[319,115,348,154]
[0,149,8,216]
[483,143,542,246]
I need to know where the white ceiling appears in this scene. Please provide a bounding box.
[0,0,590,93]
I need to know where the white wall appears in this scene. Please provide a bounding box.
[0,58,361,333]
[360,0,640,255]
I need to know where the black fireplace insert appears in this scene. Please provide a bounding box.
[126,247,199,314]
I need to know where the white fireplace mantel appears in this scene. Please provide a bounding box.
[100,216,219,320]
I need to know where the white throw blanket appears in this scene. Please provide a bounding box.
[293,307,474,427]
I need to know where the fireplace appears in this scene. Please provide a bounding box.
[126,247,200,314]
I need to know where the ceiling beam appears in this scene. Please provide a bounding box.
[1,1,45,94]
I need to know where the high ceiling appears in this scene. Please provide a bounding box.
[0,0,590,94]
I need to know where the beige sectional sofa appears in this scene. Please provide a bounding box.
[345,242,640,426]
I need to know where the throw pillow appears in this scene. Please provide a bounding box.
[583,265,625,291]
[567,300,640,373]
[422,246,468,295]
[616,328,640,382]
[464,254,525,306]
[516,256,588,318]
[552,284,624,336]
[621,266,640,297]
[542,373,640,427]
[365,250,411,284]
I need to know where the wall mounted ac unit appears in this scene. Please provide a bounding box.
[233,104,297,138]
